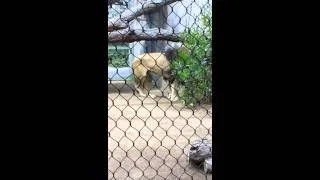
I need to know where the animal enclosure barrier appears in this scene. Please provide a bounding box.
[106,0,214,179]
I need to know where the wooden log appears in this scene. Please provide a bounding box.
[108,28,180,43]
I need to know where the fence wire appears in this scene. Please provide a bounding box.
[106,0,214,179]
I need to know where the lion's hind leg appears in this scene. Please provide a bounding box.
[170,80,179,101]
[143,73,157,99]
[134,76,148,97]
[132,63,148,97]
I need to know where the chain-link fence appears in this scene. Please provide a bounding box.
[106,0,213,179]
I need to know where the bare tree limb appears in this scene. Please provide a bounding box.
[108,28,180,43]
[108,0,122,6]
[108,0,181,32]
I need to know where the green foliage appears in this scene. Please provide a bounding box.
[171,8,213,106]
[107,44,130,68]
[108,52,129,68]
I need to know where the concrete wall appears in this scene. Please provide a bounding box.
[108,0,211,81]
[127,0,210,65]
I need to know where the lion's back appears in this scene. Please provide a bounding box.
[131,52,171,75]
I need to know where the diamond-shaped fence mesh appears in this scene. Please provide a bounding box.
[106,0,214,179]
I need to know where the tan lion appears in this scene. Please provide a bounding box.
[131,48,181,101]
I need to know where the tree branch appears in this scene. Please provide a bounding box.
[108,28,180,43]
[108,0,181,32]
[108,0,122,6]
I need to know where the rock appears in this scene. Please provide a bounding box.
[188,138,213,173]
[204,157,212,173]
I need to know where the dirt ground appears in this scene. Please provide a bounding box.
[108,81,213,180]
